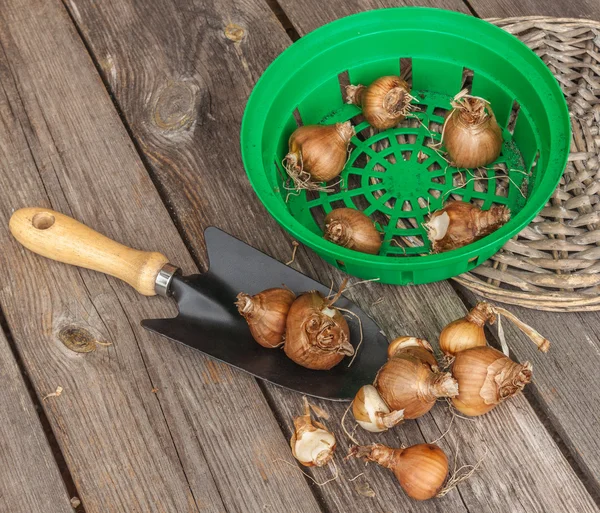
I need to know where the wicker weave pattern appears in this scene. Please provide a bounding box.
[455,17,600,312]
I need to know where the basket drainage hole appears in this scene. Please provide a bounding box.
[336,260,347,271]
[338,70,350,100]
[507,100,520,133]
[399,57,412,80]
[32,212,55,230]
[293,108,303,127]
[461,67,474,91]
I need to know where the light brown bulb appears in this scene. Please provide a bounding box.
[451,346,532,416]
[375,340,458,419]
[425,201,510,253]
[324,208,382,255]
[291,397,336,467]
[387,336,438,370]
[349,443,448,500]
[284,291,354,370]
[285,122,354,183]
[352,385,404,433]
[443,91,503,168]
[236,288,296,348]
[346,76,413,130]
[439,302,496,357]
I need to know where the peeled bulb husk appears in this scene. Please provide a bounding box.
[439,302,496,357]
[324,208,382,255]
[443,89,503,168]
[425,201,510,253]
[346,76,413,130]
[451,346,532,416]
[284,291,354,370]
[285,122,354,184]
[352,385,404,433]
[349,443,448,500]
[291,397,336,467]
[375,337,458,419]
[236,288,296,348]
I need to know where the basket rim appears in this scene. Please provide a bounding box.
[241,7,571,272]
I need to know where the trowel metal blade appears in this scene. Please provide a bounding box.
[142,227,388,400]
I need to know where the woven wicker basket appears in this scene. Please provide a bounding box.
[455,16,600,312]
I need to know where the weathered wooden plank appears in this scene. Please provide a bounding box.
[457,286,600,496]
[65,0,600,511]
[275,0,600,501]
[274,0,470,36]
[0,327,73,513]
[0,0,322,512]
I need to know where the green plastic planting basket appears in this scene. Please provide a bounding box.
[241,8,570,285]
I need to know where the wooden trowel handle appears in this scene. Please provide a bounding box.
[9,207,171,296]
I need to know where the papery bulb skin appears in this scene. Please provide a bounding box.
[375,340,458,419]
[426,201,510,253]
[451,346,532,416]
[291,398,336,467]
[387,336,438,370]
[444,96,503,169]
[236,288,296,348]
[324,208,382,255]
[349,443,449,500]
[284,291,353,370]
[346,76,413,130]
[439,302,496,356]
[352,384,404,433]
[285,122,354,183]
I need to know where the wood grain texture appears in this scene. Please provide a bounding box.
[276,0,600,500]
[9,207,169,297]
[458,287,600,495]
[64,0,600,511]
[274,0,470,35]
[0,329,73,513]
[0,0,322,512]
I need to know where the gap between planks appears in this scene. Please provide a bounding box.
[0,304,85,512]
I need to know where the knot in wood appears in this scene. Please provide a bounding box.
[59,326,97,353]
[153,82,196,131]
[224,23,245,42]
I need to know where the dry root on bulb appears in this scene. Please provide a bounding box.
[442,89,503,169]
[236,288,296,348]
[284,122,354,189]
[439,301,550,357]
[352,384,405,433]
[346,76,414,130]
[375,337,458,419]
[324,208,382,255]
[451,346,532,416]
[348,443,449,500]
[425,201,510,253]
[284,291,354,370]
[291,397,336,467]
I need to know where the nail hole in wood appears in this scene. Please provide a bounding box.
[32,212,55,230]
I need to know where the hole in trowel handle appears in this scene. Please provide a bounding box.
[32,212,55,230]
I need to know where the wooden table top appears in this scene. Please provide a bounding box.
[0,0,598,512]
